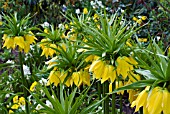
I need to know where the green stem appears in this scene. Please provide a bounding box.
[19,52,29,114]
[112,81,116,114]
[119,95,123,114]
[98,81,102,100]
[103,81,109,114]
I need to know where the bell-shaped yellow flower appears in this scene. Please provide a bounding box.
[30,81,38,92]
[65,76,74,87]
[72,72,81,87]
[11,104,19,109]
[101,65,109,84]
[147,87,163,114]
[13,95,19,104]
[83,8,88,14]
[49,44,57,57]
[47,71,60,86]
[81,70,90,86]
[25,31,37,44]
[128,71,140,82]
[116,56,134,79]
[162,88,170,114]
[14,36,25,49]
[131,86,150,112]
[108,65,116,83]
[115,81,124,95]
[3,36,15,49]
[19,97,25,106]
[127,89,138,104]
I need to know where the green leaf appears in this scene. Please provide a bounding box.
[166,61,170,80]
[109,79,155,94]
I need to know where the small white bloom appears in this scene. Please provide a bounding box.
[39,78,47,85]
[97,1,102,6]
[156,36,161,41]
[6,60,14,64]
[46,100,53,108]
[58,23,64,30]
[5,94,10,98]
[75,9,80,14]
[36,104,43,110]
[121,9,125,13]
[23,65,31,75]
[90,1,96,6]
[41,22,50,28]
[112,0,119,3]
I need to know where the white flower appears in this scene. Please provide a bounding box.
[90,1,96,6]
[36,104,43,110]
[41,22,50,28]
[58,23,64,30]
[62,5,67,12]
[46,100,53,108]
[6,60,14,64]
[39,78,47,85]
[75,9,80,14]
[23,65,31,75]
[156,36,161,41]
[112,0,119,3]
[121,9,125,13]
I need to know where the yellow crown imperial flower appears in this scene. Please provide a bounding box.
[2,36,15,49]
[47,71,60,87]
[132,17,138,21]
[141,16,147,21]
[83,8,88,14]
[147,87,163,114]
[14,36,25,49]
[13,95,19,104]
[30,81,38,92]
[136,19,142,24]
[11,104,20,110]
[19,97,25,106]
[131,86,150,112]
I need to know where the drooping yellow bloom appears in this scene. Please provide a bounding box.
[127,89,138,104]
[81,70,90,86]
[14,36,25,49]
[19,97,25,106]
[24,31,37,44]
[108,65,116,83]
[65,76,74,87]
[162,88,170,114]
[13,96,19,104]
[116,56,134,79]
[2,36,15,49]
[9,110,14,114]
[147,87,163,114]
[11,104,19,109]
[30,81,38,92]
[115,81,124,95]
[65,24,69,30]
[101,65,109,84]
[138,38,147,42]
[132,17,138,21]
[128,71,140,82]
[47,71,60,86]
[44,28,49,34]
[83,8,88,14]
[136,19,142,24]
[131,86,150,112]
[40,39,57,58]
[141,16,147,20]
